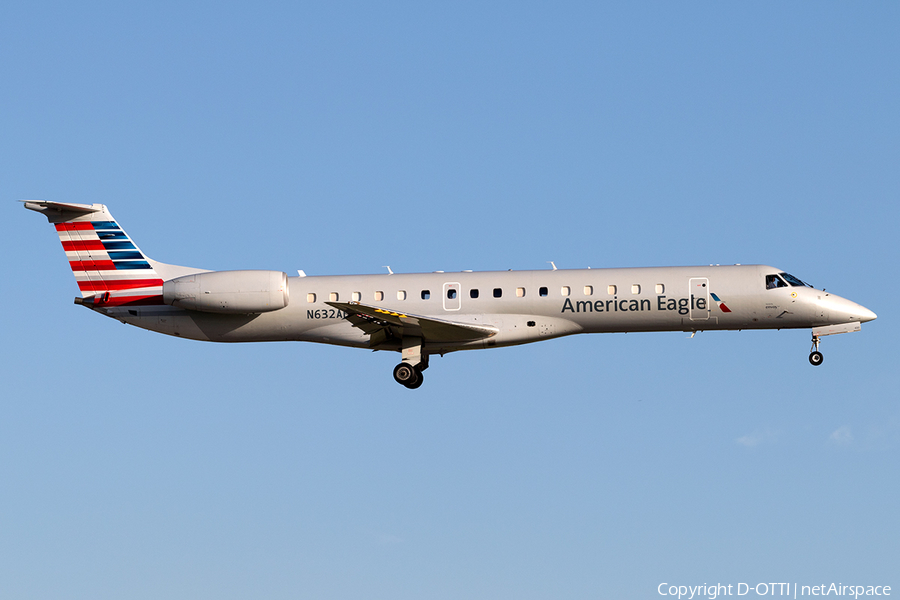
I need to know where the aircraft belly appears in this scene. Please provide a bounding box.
[100,306,209,341]
[299,322,370,347]
[474,315,582,349]
[101,304,366,345]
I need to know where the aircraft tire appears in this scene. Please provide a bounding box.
[393,363,419,387]
[405,370,424,389]
[809,351,824,366]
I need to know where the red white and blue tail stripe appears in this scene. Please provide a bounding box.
[25,201,165,307]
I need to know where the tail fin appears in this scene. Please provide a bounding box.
[24,201,165,307]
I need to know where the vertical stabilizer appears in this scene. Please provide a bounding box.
[24,201,165,306]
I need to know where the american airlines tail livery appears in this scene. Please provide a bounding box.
[26,200,877,389]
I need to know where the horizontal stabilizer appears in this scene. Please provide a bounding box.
[23,200,102,222]
[326,301,498,346]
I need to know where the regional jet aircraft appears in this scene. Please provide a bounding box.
[26,201,877,388]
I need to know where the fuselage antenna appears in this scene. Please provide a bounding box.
[383,266,394,275]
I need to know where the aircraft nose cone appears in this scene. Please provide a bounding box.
[821,295,877,324]
[841,299,876,323]
[857,305,877,323]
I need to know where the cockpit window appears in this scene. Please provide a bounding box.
[766,274,789,289]
[780,272,810,287]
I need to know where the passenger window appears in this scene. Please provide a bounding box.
[632,284,640,294]
[329,292,339,302]
[397,290,407,300]
[352,291,361,302]
[539,287,548,297]
[470,289,479,299]
[493,288,502,298]
[421,290,430,300]
[375,291,384,301]
[307,293,316,303]
[655,284,664,294]
[447,288,457,299]
[766,275,788,290]
[561,286,570,296]
[584,285,593,296]
[608,285,617,295]
[516,287,525,297]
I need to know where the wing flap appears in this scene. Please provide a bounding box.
[326,301,498,345]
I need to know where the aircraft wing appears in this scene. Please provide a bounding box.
[326,301,498,347]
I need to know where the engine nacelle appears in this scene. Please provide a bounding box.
[163,270,289,314]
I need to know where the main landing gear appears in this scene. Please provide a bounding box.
[809,333,824,366]
[393,362,424,389]
[393,336,429,389]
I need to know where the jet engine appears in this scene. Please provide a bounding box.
[162,270,289,314]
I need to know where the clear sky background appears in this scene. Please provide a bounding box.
[2,2,898,599]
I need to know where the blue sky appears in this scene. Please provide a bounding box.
[2,2,898,599]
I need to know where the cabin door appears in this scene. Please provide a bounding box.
[689,277,710,321]
[443,282,461,311]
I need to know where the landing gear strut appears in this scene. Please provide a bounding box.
[809,334,824,366]
[393,336,428,389]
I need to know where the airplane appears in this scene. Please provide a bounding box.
[25,200,877,389]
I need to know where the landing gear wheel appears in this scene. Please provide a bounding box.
[406,370,424,389]
[808,333,824,367]
[393,363,422,388]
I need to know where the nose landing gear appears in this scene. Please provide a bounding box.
[806,322,864,366]
[809,333,824,366]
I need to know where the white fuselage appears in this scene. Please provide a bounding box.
[99,264,875,355]
[25,200,876,387]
